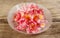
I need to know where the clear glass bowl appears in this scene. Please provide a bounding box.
[7,3,52,35]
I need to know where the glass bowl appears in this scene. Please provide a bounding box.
[7,3,52,35]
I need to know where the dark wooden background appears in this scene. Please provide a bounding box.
[0,0,60,38]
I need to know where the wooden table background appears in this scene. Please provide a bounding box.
[0,0,60,38]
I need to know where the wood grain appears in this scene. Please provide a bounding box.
[0,0,60,38]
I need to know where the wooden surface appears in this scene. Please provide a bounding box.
[0,0,60,38]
